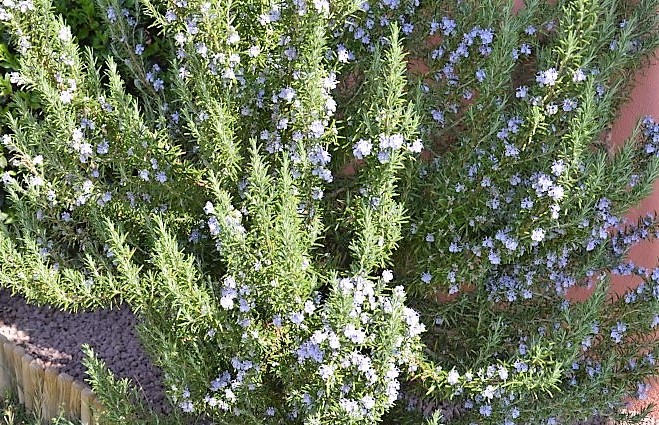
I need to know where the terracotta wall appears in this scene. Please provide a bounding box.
[610,59,659,294]
[607,49,659,420]
[508,1,659,295]
[511,0,659,413]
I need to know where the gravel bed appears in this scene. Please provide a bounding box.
[0,288,169,413]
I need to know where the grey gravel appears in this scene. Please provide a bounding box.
[0,288,169,413]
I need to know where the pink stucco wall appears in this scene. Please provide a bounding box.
[608,57,659,418]
[511,0,659,414]
[610,58,659,286]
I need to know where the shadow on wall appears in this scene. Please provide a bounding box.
[512,0,659,298]
[606,54,659,420]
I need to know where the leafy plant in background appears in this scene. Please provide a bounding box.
[0,0,658,424]
[0,38,17,222]
[52,0,108,53]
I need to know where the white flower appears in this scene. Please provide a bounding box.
[313,0,329,14]
[58,26,72,42]
[536,68,559,86]
[220,296,234,310]
[361,395,375,410]
[381,269,394,283]
[29,176,43,186]
[379,134,404,150]
[337,45,352,63]
[195,42,207,57]
[352,139,372,159]
[179,400,194,412]
[204,201,215,215]
[328,333,340,349]
[248,45,261,57]
[573,68,587,82]
[304,300,316,314]
[227,28,240,44]
[403,307,426,337]
[8,73,23,85]
[79,143,92,156]
[447,369,460,384]
[408,139,424,153]
[551,160,565,176]
[60,90,73,104]
[17,0,35,13]
[531,228,545,242]
[344,324,366,344]
[311,187,324,200]
[174,32,186,45]
[319,364,335,380]
[548,185,564,201]
[309,120,325,138]
[2,172,13,184]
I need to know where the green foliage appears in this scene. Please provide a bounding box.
[0,0,658,423]
[0,391,78,425]
[52,0,108,52]
[82,345,178,425]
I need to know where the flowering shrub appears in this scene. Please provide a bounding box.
[1,0,659,423]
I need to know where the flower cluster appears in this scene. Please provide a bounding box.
[285,276,424,422]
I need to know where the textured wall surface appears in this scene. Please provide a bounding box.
[512,0,659,415]
[610,58,659,292]
[609,57,659,419]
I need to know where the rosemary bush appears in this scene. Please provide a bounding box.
[0,0,659,423]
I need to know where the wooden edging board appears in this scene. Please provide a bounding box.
[0,333,101,424]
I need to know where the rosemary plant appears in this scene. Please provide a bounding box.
[0,0,658,423]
